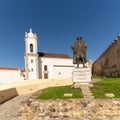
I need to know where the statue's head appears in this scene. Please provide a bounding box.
[77,36,82,40]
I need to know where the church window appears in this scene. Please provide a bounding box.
[30,44,33,52]
[31,59,33,63]
[44,65,47,71]
[31,68,33,72]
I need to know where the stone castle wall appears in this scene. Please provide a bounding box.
[92,35,120,77]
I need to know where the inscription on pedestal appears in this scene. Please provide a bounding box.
[73,68,91,83]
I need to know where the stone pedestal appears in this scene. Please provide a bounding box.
[72,67,92,88]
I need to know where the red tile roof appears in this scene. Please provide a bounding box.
[21,68,25,72]
[38,52,72,59]
[0,67,19,71]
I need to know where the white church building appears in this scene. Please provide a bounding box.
[24,28,74,80]
[0,29,92,83]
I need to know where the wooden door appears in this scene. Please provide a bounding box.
[44,73,48,79]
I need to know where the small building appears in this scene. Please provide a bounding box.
[0,67,25,83]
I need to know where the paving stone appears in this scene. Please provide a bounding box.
[0,94,31,120]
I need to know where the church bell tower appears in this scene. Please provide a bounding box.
[24,28,39,80]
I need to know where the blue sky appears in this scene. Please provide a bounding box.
[0,0,120,68]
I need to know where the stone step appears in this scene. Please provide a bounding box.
[81,88,91,90]
[82,89,91,92]
[82,91,92,94]
[84,96,94,99]
[83,94,93,97]
[84,94,93,97]
[81,89,91,92]
[77,84,94,99]
[81,89,91,91]
[82,92,92,94]
[74,83,94,88]
[81,86,91,88]
[81,88,92,91]
[84,94,94,97]
[81,88,90,91]
[80,87,94,99]
[84,95,94,98]
[78,83,94,87]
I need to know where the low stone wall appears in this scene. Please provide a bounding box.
[0,85,40,104]
[16,84,40,95]
[0,78,72,103]
[16,78,72,95]
[0,88,18,104]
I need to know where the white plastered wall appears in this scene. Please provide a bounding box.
[0,70,24,83]
[39,57,75,79]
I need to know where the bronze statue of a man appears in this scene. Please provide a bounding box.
[71,36,87,68]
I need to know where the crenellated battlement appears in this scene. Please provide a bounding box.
[92,34,120,77]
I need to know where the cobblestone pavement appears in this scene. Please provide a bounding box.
[0,94,31,120]
[1,93,120,120]
[19,97,120,120]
